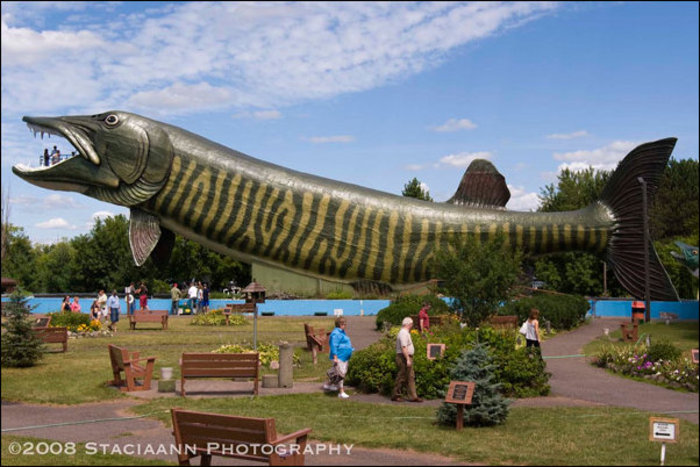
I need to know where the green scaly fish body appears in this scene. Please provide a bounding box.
[12,111,679,300]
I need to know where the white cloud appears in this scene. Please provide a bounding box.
[431,118,477,132]
[233,109,283,120]
[439,151,493,168]
[92,211,115,221]
[304,135,355,144]
[1,2,559,115]
[35,217,77,230]
[553,140,638,173]
[506,185,540,211]
[546,130,588,140]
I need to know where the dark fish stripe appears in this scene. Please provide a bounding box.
[390,211,405,283]
[276,190,304,263]
[205,170,237,239]
[191,167,219,234]
[372,211,390,280]
[216,175,248,244]
[251,184,277,256]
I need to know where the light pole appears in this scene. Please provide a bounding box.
[637,177,651,323]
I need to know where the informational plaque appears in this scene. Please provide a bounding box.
[649,417,679,443]
[691,349,699,364]
[445,381,475,405]
[427,343,446,360]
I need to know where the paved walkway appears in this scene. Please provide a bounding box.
[2,316,698,466]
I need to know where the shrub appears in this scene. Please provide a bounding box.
[346,324,550,399]
[646,339,682,363]
[436,343,510,427]
[213,342,300,367]
[191,309,247,326]
[48,310,92,332]
[500,293,589,330]
[375,294,451,330]
[1,289,45,368]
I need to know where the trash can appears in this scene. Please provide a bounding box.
[631,301,645,323]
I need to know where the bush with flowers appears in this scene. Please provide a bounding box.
[191,309,247,326]
[346,320,550,399]
[593,343,698,392]
[213,342,301,367]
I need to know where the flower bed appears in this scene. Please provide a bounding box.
[213,342,301,367]
[593,344,698,392]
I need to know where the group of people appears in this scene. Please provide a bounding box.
[322,305,542,402]
[59,282,152,333]
[169,281,209,315]
[41,146,77,167]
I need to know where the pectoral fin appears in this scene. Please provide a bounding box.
[129,208,161,266]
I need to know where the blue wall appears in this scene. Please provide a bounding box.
[2,297,391,316]
[588,299,699,320]
[3,296,697,319]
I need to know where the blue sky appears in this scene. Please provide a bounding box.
[2,1,698,245]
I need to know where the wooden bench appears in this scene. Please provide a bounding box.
[107,344,156,392]
[620,321,639,343]
[659,312,679,325]
[34,326,68,352]
[224,302,256,325]
[180,352,259,397]
[171,408,312,466]
[33,315,52,328]
[304,324,330,365]
[487,315,518,330]
[129,309,168,330]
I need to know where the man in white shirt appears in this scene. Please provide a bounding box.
[391,317,423,403]
[187,282,198,314]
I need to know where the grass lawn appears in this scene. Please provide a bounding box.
[1,315,336,404]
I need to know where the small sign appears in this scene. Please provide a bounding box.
[427,343,445,360]
[649,417,679,443]
[691,349,699,364]
[445,381,475,405]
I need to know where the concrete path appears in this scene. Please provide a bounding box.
[541,317,698,424]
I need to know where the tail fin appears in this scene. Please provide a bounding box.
[600,138,679,301]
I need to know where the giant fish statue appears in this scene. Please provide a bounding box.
[13,111,679,301]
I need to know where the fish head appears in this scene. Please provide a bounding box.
[13,111,174,206]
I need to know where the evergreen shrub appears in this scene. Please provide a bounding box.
[646,339,682,363]
[1,289,45,368]
[500,293,589,330]
[435,343,510,427]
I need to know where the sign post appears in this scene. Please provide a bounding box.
[649,417,679,466]
[445,381,475,431]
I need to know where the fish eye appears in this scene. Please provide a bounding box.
[104,114,119,126]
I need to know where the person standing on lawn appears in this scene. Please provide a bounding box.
[107,290,121,332]
[323,317,354,399]
[170,282,181,316]
[391,317,423,403]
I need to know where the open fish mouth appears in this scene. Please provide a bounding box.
[24,116,101,166]
[13,115,120,191]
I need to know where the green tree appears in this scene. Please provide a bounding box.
[402,177,433,201]
[35,241,77,292]
[433,234,523,327]
[1,225,40,292]
[1,288,45,368]
[650,158,699,239]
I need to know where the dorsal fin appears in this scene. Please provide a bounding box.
[446,159,510,209]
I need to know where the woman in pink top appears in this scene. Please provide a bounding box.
[70,296,81,313]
